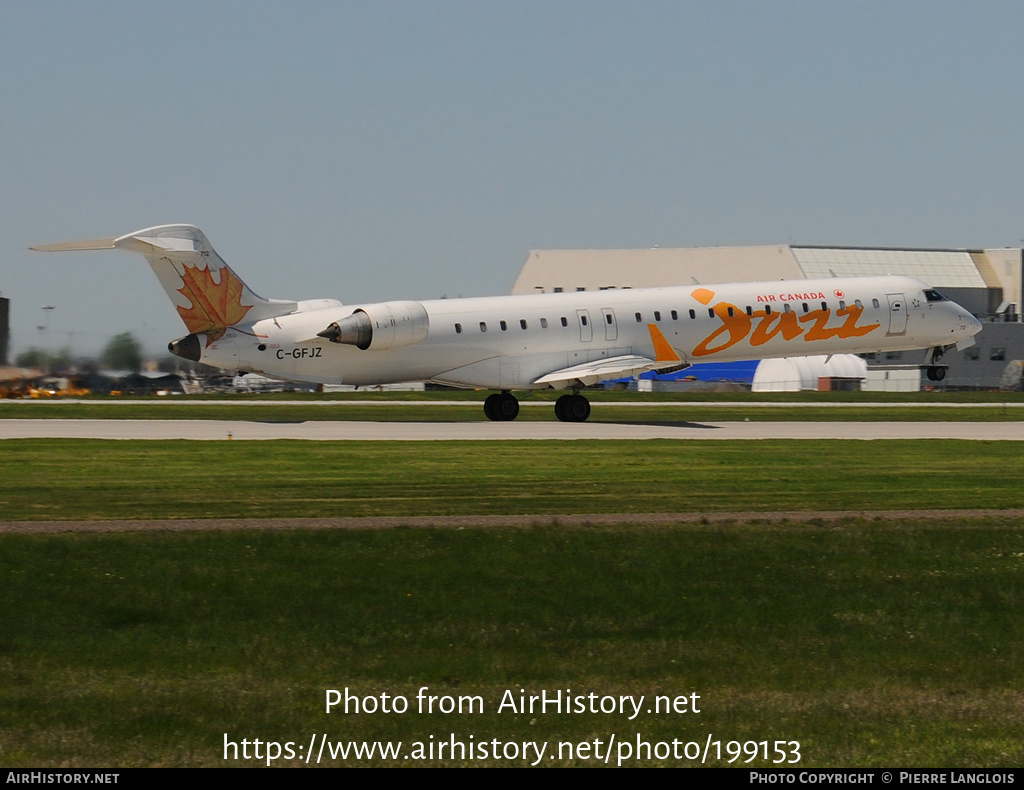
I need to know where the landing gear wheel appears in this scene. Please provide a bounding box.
[497,391,519,421]
[926,366,946,382]
[555,394,591,422]
[483,393,502,421]
[484,392,520,421]
[554,394,573,422]
[567,394,591,422]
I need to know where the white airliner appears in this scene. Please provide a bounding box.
[33,225,982,421]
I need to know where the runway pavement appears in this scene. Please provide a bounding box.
[2,419,1023,440]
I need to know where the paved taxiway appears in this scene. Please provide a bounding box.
[2,419,1023,440]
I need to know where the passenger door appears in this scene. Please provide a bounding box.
[577,309,593,342]
[886,293,907,336]
[601,308,618,341]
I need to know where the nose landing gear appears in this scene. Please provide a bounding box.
[922,346,948,383]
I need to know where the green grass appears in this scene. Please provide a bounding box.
[2,519,1023,766]
[4,402,1024,421]
[11,389,1024,401]
[3,389,1024,422]
[2,438,1023,767]
[1,439,1023,520]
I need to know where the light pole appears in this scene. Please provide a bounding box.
[39,305,55,371]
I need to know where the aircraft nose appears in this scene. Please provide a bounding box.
[967,312,983,336]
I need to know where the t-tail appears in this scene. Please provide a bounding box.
[32,224,298,360]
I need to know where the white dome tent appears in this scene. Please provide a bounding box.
[752,354,867,392]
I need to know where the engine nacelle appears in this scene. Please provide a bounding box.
[168,333,202,362]
[317,300,430,351]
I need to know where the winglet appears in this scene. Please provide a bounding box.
[648,324,681,363]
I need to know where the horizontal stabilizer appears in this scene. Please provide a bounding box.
[30,238,117,252]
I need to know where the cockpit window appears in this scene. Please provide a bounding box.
[923,289,947,302]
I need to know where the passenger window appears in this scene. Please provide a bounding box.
[727,307,735,317]
[605,314,613,324]
[872,299,880,309]
[635,312,642,322]
[540,318,548,328]
[671,310,678,320]
[581,315,588,326]
[765,306,772,315]
[783,304,791,314]
[746,306,753,316]
[500,320,507,331]
[479,322,487,332]
[520,319,527,329]
[654,311,661,321]
[689,309,696,319]
[708,308,715,318]
[560,317,568,327]
[821,301,828,311]
[802,303,809,313]
[839,300,847,310]
[455,323,462,334]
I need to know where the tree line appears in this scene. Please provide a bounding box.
[14,332,194,374]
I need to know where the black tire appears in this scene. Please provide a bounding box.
[568,394,591,422]
[929,366,946,382]
[483,393,502,421]
[498,392,520,421]
[555,394,573,422]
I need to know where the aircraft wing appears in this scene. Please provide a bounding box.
[533,354,669,387]
[533,325,689,387]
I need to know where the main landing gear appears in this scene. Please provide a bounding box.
[482,391,593,422]
[483,391,519,421]
[554,393,591,422]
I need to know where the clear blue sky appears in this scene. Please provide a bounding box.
[3,1,1023,356]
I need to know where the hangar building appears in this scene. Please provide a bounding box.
[512,246,1024,388]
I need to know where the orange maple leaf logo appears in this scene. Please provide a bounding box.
[176,264,253,344]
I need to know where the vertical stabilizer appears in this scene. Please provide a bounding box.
[34,225,298,341]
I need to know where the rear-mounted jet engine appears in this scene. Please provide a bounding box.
[318,300,429,351]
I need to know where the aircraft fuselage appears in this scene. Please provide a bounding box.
[205,275,979,389]
[32,225,983,421]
